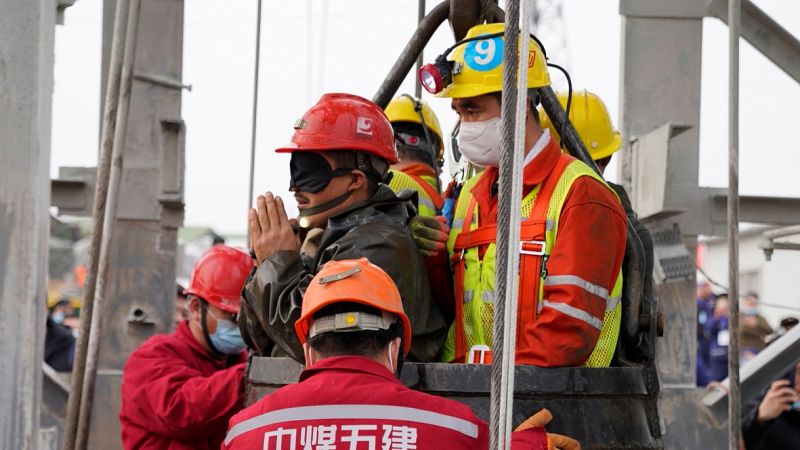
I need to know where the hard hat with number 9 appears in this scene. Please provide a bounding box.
[276,93,399,164]
[539,90,622,161]
[183,245,254,314]
[295,258,412,354]
[423,22,550,99]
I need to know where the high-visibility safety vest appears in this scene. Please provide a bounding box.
[389,169,444,217]
[442,153,623,366]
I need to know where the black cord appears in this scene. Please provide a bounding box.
[547,62,572,148]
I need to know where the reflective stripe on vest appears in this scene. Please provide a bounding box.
[443,154,622,367]
[388,170,443,217]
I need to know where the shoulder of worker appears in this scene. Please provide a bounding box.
[226,356,485,444]
[562,170,627,220]
[123,321,210,375]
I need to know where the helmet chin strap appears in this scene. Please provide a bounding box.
[297,189,353,228]
[200,301,223,356]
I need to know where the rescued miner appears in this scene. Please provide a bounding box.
[238,93,447,363]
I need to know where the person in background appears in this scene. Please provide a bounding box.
[706,294,730,382]
[739,292,773,360]
[45,314,75,372]
[741,360,800,450]
[696,281,717,385]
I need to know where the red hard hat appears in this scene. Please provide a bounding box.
[183,245,254,314]
[276,93,399,164]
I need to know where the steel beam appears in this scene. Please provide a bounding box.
[619,2,703,387]
[708,0,800,85]
[0,0,56,448]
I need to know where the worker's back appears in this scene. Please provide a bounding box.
[224,356,488,449]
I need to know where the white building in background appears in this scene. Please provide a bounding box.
[699,226,800,328]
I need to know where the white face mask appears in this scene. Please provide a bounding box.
[457,117,503,167]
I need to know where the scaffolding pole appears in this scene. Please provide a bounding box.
[727,0,742,449]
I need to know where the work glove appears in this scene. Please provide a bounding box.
[516,408,581,450]
[409,215,450,257]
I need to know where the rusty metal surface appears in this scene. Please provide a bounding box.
[246,358,663,449]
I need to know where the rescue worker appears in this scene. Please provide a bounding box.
[415,23,628,366]
[540,90,657,363]
[224,258,580,450]
[239,93,447,363]
[385,94,445,217]
[119,245,253,450]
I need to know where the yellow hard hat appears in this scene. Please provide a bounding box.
[422,23,550,99]
[539,90,622,161]
[384,95,444,148]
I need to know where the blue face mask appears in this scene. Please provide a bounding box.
[742,307,758,316]
[52,311,66,325]
[208,316,246,355]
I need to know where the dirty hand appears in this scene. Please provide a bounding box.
[249,192,300,264]
[516,409,581,450]
[758,379,799,422]
[409,215,450,257]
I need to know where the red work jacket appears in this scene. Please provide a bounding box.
[119,321,246,450]
[224,356,548,449]
[465,136,627,366]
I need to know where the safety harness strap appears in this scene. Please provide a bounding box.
[407,173,445,210]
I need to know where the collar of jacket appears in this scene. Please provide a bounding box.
[176,320,245,368]
[400,163,437,181]
[326,184,413,232]
[298,355,400,384]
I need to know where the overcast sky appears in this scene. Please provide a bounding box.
[50,0,800,236]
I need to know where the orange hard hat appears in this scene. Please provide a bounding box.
[183,245,254,314]
[294,258,412,354]
[276,93,399,164]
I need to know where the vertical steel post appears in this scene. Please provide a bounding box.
[247,0,263,243]
[414,0,426,98]
[727,0,742,448]
[0,1,54,448]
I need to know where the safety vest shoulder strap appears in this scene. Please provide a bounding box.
[406,172,444,210]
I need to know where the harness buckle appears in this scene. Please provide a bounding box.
[519,240,546,256]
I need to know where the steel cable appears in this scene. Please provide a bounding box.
[491,0,523,447]
[61,0,131,447]
[74,1,141,448]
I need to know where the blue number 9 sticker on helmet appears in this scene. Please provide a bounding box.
[463,36,503,72]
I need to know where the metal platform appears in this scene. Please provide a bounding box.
[246,358,663,450]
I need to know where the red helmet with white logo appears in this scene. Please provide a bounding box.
[183,245,254,314]
[276,93,399,164]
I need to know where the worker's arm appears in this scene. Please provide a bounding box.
[122,347,245,440]
[243,250,311,362]
[516,177,628,366]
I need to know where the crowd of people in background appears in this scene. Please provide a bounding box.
[696,280,797,386]
[696,280,800,449]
